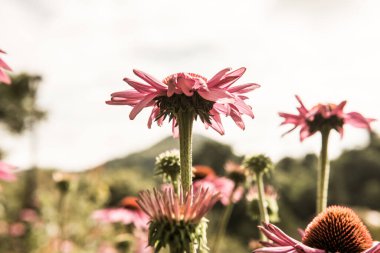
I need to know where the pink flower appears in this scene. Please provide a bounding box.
[0,49,12,85]
[92,196,148,229]
[192,165,243,206]
[255,206,380,253]
[106,68,259,135]
[137,184,220,252]
[19,208,39,223]
[0,162,17,182]
[279,95,375,141]
[137,185,219,224]
[8,222,26,237]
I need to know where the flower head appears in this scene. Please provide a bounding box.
[0,162,16,182]
[106,68,259,136]
[0,49,12,85]
[224,161,248,186]
[154,149,180,181]
[137,185,220,252]
[92,196,148,229]
[193,165,243,206]
[255,206,380,253]
[279,95,375,141]
[243,154,273,175]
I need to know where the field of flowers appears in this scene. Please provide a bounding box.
[1,49,380,253]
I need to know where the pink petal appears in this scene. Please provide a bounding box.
[230,110,245,130]
[207,68,232,87]
[300,126,313,142]
[129,93,157,120]
[345,112,374,129]
[0,58,12,71]
[123,78,156,93]
[213,67,246,89]
[0,69,11,85]
[295,95,308,115]
[133,69,167,91]
[176,76,195,96]
[198,89,234,103]
[233,97,254,118]
[227,83,260,94]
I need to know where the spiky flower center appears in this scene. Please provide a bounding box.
[302,206,373,253]
[119,197,140,210]
[306,104,344,134]
[155,73,215,124]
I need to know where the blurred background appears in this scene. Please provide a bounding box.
[1,0,380,252]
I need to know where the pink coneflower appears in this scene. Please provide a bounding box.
[279,95,375,141]
[255,206,380,253]
[92,196,148,229]
[106,68,259,135]
[193,165,243,206]
[0,49,12,85]
[0,162,16,182]
[137,185,220,252]
[279,96,375,214]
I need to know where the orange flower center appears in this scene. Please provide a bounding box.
[193,165,216,180]
[302,206,373,253]
[119,197,140,210]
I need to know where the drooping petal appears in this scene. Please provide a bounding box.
[0,69,11,85]
[123,78,157,93]
[233,97,254,118]
[198,88,234,103]
[345,112,374,129]
[0,58,12,71]
[129,93,158,120]
[230,109,245,130]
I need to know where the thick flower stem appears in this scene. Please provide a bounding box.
[257,172,269,240]
[316,128,331,214]
[212,187,237,253]
[177,111,194,194]
[177,111,195,253]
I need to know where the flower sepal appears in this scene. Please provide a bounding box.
[148,217,209,253]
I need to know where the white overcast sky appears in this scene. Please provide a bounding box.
[1,0,379,170]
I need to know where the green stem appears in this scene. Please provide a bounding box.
[316,128,331,214]
[177,111,194,194]
[58,191,67,253]
[212,187,236,253]
[256,172,269,241]
[170,174,180,195]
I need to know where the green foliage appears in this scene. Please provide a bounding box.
[0,73,46,134]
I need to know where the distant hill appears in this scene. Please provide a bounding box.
[104,134,241,174]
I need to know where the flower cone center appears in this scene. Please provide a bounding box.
[302,206,373,253]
